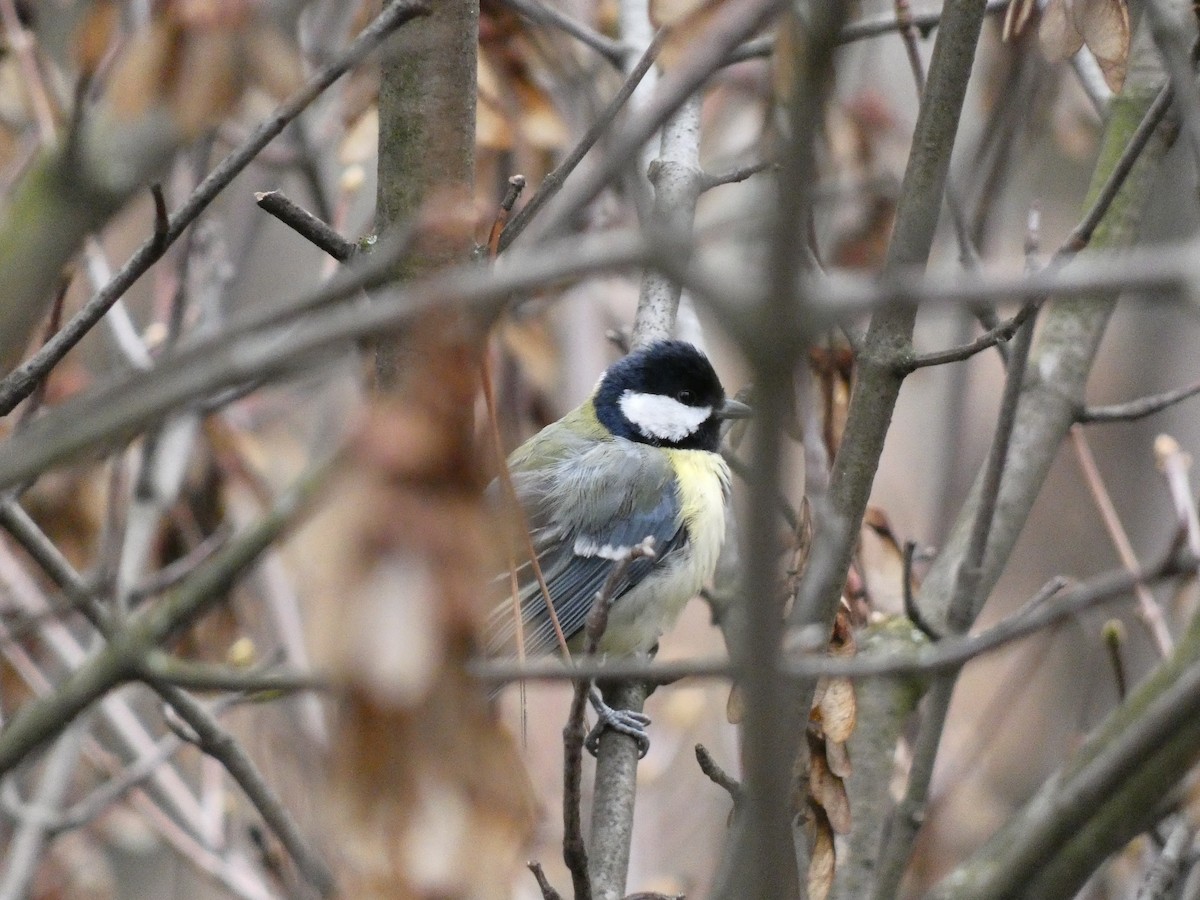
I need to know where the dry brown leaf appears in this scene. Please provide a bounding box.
[1039,0,1085,59]
[1002,0,1037,41]
[810,608,857,744]
[1039,0,1129,91]
[1076,0,1129,91]
[810,339,855,459]
[809,742,852,834]
[807,805,836,900]
[103,2,303,141]
[477,3,568,156]
[825,738,852,779]
[817,677,857,744]
[859,506,909,617]
[726,682,744,725]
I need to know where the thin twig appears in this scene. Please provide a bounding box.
[128,528,230,600]
[894,0,929,93]
[255,191,358,261]
[520,0,783,248]
[139,653,330,695]
[488,174,527,258]
[149,684,337,897]
[696,743,742,801]
[0,229,647,492]
[0,464,327,791]
[1142,0,1200,180]
[903,540,942,641]
[1072,425,1174,656]
[698,159,776,192]
[725,0,1011,63]
[1079,378,1200,423]
[1156,434,1200,560]
[150,184,170,255]
[902,300,1037,371]
[0,716,89,900]
[874,305,1039,898]
[1138,818,1195,900]
[527,861,566,900]
[0,0,56,143]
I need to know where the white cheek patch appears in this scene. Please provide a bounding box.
[619,390,711,442]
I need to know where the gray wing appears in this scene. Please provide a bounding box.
[486,440,686,657]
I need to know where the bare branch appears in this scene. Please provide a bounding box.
[1059,83,1174,257]
[1137,817,1194,900]
[696,743,742,802]
[469,552,1196,687]
[902,301,1036,372]
[527,861,566,900]
[256,190,358,261]
[1072,426,1173,656]
[1080,378,1200,423]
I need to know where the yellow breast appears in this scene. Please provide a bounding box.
[591,448,732,656]
[664,447,731,587]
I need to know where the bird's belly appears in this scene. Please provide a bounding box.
[597,448,728,656]
[596,549,706,655]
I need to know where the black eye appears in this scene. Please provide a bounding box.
[676,389,694,404]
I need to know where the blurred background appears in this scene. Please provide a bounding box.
[0,0,1194,897]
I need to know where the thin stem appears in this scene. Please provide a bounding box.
[903,301,1036,371]
[1071,426,1173,656]
[255,190,358,261]
[1079,378,1200,423]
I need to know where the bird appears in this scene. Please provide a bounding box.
[486,339,748,754]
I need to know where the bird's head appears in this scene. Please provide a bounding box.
[593,340,748,451]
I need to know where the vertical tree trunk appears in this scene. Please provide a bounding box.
[374,0,479,391]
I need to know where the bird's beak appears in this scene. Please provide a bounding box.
[717,398,753,420]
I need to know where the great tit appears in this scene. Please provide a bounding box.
[487,340,747,751]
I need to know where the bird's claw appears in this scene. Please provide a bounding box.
[586,689,651,758]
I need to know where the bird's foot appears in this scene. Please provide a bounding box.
[586,688,651,758]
